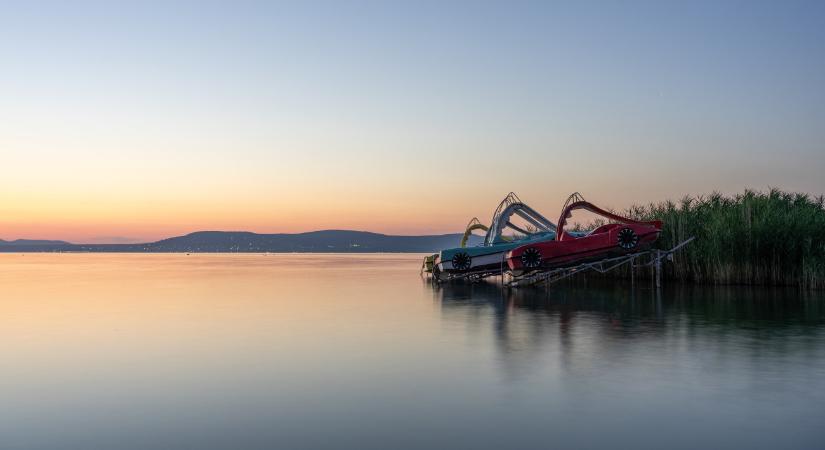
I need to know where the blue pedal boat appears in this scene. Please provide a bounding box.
[430,193,558,281]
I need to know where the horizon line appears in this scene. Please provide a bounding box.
[0,228,471,246]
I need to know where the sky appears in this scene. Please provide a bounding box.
[1,0,824,243]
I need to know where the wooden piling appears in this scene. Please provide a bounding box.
[655,250,662,289]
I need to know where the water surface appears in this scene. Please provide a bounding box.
[1,254,823,449]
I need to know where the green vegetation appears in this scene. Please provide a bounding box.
[625,189,825,289]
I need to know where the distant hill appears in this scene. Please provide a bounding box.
[0,239,74,252]
[0,230,484,253]
[0,238,71,246]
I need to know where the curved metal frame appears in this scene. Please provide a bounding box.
[460,217,489,248]
[555,192,662,240]
[484,192,557,246]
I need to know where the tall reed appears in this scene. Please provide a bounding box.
[625,189,825,288]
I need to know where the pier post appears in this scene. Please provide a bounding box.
[655,250,662,289]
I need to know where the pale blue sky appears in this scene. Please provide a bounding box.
[1,1,824,241]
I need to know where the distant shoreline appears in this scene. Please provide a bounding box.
[0,251,435,254]
[0,230,479,254]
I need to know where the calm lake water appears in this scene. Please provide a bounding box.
[1,253,824,449]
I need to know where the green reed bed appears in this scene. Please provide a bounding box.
[622,189,825,289]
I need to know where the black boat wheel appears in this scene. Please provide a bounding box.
[452,252,472,271]
[521,247,542,269]
[617,227,639,250]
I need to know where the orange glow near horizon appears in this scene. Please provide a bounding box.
[0,178,668,243]
[2,136,822,243]
[0,182,795,243]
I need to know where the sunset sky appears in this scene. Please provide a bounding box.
[2,1,824,243]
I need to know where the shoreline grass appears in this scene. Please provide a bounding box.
[622,189,825,289]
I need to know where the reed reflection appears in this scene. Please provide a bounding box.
[432,280,825,383]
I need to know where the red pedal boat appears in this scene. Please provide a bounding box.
[506,193,663,275]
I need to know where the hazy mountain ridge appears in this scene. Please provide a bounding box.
[0,230,482,253]
[0,238,71,246]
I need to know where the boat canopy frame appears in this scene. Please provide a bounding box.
[556,192,662,240]
[484,192,557,246]
[460,217,489,248]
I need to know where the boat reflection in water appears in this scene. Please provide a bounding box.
[431,279,825,391]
